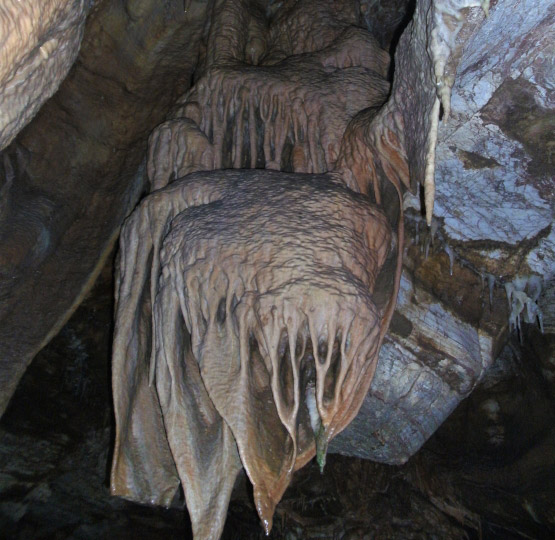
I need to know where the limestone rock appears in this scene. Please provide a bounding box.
[0,0,90,150]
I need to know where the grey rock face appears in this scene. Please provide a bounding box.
[406,0,554,277]
[333,0,554,463]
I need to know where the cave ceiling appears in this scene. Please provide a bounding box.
[0,0,553,536]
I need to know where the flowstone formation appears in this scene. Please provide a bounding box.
[109,0,510,536]
[111,171,400,538]
[111,0,406,537]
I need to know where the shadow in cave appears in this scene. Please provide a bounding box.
[2,251,553,539]
[0,255,191,540]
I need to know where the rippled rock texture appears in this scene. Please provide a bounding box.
[0,0,90,150]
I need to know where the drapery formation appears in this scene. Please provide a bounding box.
[147,24,390,191]
[108,0,453,537]
[110,171,402,538]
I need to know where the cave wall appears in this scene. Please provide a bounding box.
[0,0,210,416]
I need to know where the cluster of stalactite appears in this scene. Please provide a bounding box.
[111,1,409,539]
[147,24,390,191]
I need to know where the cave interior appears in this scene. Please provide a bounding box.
[0,0,554,539]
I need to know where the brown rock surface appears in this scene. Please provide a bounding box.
[0,0,209,416]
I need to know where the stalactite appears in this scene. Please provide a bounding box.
[111,171,400,537]
[505,275,544,339]
[147,26,391,190]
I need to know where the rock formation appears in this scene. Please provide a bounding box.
[111,5,406,534]
[0,0,90,150]
[0,0,553,537]
[111,170,400,537]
